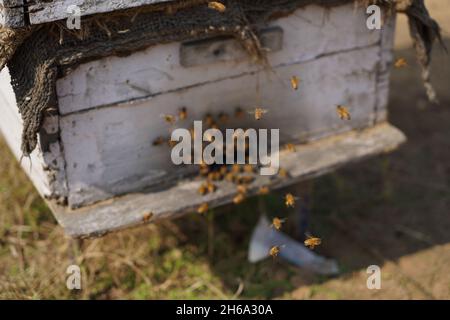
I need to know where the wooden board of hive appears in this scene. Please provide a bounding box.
[0,2,406,237]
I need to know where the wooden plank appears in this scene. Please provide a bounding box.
[50,122,406,238]
[56,3,384,115]
[59,46,382,208]
[28,0,173,25]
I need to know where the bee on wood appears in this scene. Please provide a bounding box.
[271,217,286,230]
[206,181,217,193]
[168,139,178,148]
[161,114,177,125]
[219,166,228,176]
[336,105,351,120]
[197,203,209,214]
[142,212,153,223]
[199,163,210,176]
[152,136,165,146]
[198,183,208,195]
[243,164,254,174]
[233,193,245,204]
[208,1,226,12]
[394,58,408,68]
[237,175,254,184]
[225,172,235,182]
[231,164,241,174]
[235,107,245,119]
[304,235,322,250]
[269,245,281,258]
[290,76,300,90]
[278,168,288,178]
[285,193,297,208]
[204,114,214,127]
[249,107,268,120]
[285,143,296,152]
[236,184,247,194]
[178,107,187,120]
[258,186,270,195]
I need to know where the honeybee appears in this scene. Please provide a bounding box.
[233,193,245,204]
[231,164,241,174]
[285,193,296,208]
[235,107,245,119]
[219,166,228,175]
[142,212,153,223]
[168,139,178,148]
[198,183,208,195]
[336,105,351,120]
[178,107,187,120]
[271,217,286,230]
[237,175,254,184]
[225,172,235,182]
[269,245,281,258]
[161,114,177,125]
[243,164,254,174]
[208,1,226,12]
[152,136,165,146]
[394,58,408,68]
[197,203,209,214]
[249,107,268,120]
[199,163,210,176]
[285,143,296,152]
[258,186,270,195]
[290,76,300,90]
[278,168,288,178]
[206,181,217,193]
[204,114,214,127]
[218,112,229,123]
[236,184,247,194]
[304,235,322,249]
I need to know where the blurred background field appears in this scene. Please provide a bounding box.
[0,1,449,299]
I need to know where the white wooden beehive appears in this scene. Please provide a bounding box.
[0,1,406,237]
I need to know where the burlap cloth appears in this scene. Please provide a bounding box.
[0,0,444,156]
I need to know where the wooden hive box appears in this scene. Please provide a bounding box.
[0,0,407,237]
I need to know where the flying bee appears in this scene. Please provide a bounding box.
[178,107,187,120]
[285,193,297,208]
[152,136,165,146]
[336,105,351,120]
[394,57,408,68]
[198,183,208,195]
[235,107,245,119]
[269,245,281,258]
[285,143,296,152]
[197,203,209,214]
[161,114,177,125]
[290,76,300,90]
[304,235,322,249]
[206,181,217,193]
[142,212,153,223]
[258,186,270,195]
[249,107,268,120]
[271,217,286,230]
[233,193,245,204]
[208,1,226,12]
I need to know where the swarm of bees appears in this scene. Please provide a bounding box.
[336,105,351,121]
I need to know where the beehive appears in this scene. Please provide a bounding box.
[0,0,419,237]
